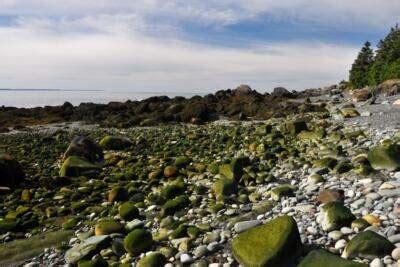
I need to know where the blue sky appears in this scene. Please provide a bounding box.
[0,1,399,92]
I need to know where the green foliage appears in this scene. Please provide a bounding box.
[349,24,400,87]
[349,41,374,88]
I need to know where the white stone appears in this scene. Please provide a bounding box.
[370,258,384,267]
[334,239,347,250]
[392,247,400,260]
[180,253,193,264]
[234,220,262,233]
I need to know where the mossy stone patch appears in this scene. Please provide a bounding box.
[118,202,139,221]
[59,156,101,177]
[94,219,124,235]
[367,144,400,171]
[343,230,395,259]
[271,184,295,201]
[213,177,237,202]
[124,228,153,255]
[317,202,356,231]
[174,156,190,168]
[231,215,302,267]
[313,157,338,170]
[137,252,166,267]
[298,250,367,267]
[161,195,190,216]
[0,218,17,234]
[99,135,132,150]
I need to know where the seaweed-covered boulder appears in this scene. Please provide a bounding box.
[219,157,249,181]
[137,252,166,267]
[99,135,133,150]
[94,220,124,236]
[59,156,101,177]
[231,215,302,266]
[0,153,25,188]
[299,250,367,267]
[124,229,153,255]
[65,235,111,264]
[341,108,360,118]
[174,156,190,168]
[283,120,308,135]
[342,231,395,259]
[313,157,338,170]
[271,184,295,201]
[0,218,17,234]
[118,202,139,221]
[63,136,103,163]
[160,180,187,200]
[317,202,355,231]
[367,144,400,171]
[213,176,237,202]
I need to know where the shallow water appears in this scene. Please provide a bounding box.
[0,89,199,108]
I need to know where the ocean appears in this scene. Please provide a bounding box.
[0,89,200,108]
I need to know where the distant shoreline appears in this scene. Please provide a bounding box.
[0,88,104,92]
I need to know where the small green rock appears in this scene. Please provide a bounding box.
[317,202,356,231]
[174,156,190,168]
[95,220,124,236]
[124,229,153,255]
[213,177,237,202]
[119,202,140,221]
[137,252,166,267]
[162,195,190,216]
[99,135,132,150]
[313,157,338,170]
[0,218,17,234]
[343,230,395,259]
[271,184,295,201]
[108,186,129,202]
[367,144,400,171]
[298,250,367,267]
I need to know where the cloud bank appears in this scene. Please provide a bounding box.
[0,1,398,92]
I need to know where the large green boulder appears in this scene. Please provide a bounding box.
[0,154,25,188]
[63,136,103,163]
[124,229,153,255]
[99,135,133,150]
[59,156,101,177]
[213,176,237,202]
[299,250,367,267]
[367,144,400,171]
[317,202,355,231]
[137,252,167,267]
[231,215,302,267]
[342,231,395,259]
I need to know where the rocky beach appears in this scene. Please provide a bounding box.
[0,83,400,267]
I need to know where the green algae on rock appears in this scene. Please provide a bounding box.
[270,184,295,201]
[124,228,153,255]
[298,250,368,267]
[59,156,101,177]
[137,252,167,267]
[342,230,395,259]
[231,215,302,267]
[161,195,190,216]
[94,219,124,236]
[213,176,237,202]
[118,202,140,221]
[99,135,133,150]
[367,144,400,171]
[317,202,355,231]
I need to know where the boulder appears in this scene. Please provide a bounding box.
[99,135,133,150]
[283,120,308,135]
[118,202,139,221]
[231,215,302,266]
[351,89,372,102]
[174,156,190,168]
[313,157,338,170]
[343,230,395,259]
[271,87,293,98]
[271,184,295,201]
[59,156,101,177]
[367,144,400,171]
[317,202,355,231]
[317,189,344,204]
[0,218,17,234]
[0,154,25,188]
[377,79,400,96]
[137,252,167,267]
[164,166,178,178]
[108,186,129,202]
[213,177,237,202]
[94,220,124,236]
[161,195,189,216]
[124,229,153,255]
[63,136,103,163]
[299,249,367,267]
[341,108,360,118]
[233,84,253,96]
[65,235,110,264]
[218,157,248,181]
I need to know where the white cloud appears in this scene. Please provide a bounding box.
[0,16,358,92]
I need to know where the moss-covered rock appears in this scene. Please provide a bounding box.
[341,108,360,118]
[343,230,395,259]
[161,180,187,200]
[108,186,129,202]
[65,235,111,264]
[213,177,237,202]
[0,153,25,188]
[174,156,190,168]
[271,184,295,201]
[367,144,400,171]
[78,256,108,267]
[137,252,166,267]
[218,157,248,181]
[99,135,133,150]
[317,202,356,231]
[298,250,367,267]
[162,195,190,216]
[63,136,103,163]
[0,218,17,234]
[351,218,370,230]
[124,229,153,255]
[118,202,139,221]
[59,156,101,177]
[62,217,81,230]
[164,166,178,178]
[94,220,124,236]
[313,157,338,170]
[231,215,302,267]
[283,120,308,135]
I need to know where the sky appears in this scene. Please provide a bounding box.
[0,1,399,93]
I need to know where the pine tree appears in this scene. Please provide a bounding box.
[368,24,400,85]
[349,41,374,89]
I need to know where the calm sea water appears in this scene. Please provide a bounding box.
[0,89,200,108]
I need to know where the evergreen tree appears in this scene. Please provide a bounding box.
[368,24,400,85]
[349,41,374,88]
